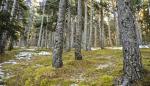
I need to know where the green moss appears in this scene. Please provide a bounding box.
[2,49,150,86]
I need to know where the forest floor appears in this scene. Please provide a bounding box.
[0,48,150,86]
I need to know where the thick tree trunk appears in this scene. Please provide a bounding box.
[87,0,94,50]
[117,0,143,85]
[75,0,82,60]
[52,0,66,68]
[83,0,88,50]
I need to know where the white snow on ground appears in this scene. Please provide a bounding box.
[37,51,51,56]
[106,47,122,50]
[16,52,32,60]
[91,48,101,50]
[139,45,150,48]
[16,51,51,60]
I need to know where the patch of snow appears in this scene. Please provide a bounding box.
[3,60,17,65]
[70,83,79,86]
[38,51,51,56]
[16,52,32,60]
[106,47,122,50]
[91,47,101,50]
[25,49,36,51]
[139,45,149,48]
[15,51,51,60]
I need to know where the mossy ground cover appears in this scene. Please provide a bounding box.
[1,48,150,86]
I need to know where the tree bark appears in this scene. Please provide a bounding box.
[107,16,113,47]
[100,0,104,49]
[0,31,8,54]
[66,0,71,51]
[117,0,143,84]
[52,0,66,68]
[83,0,88,50]
[75,0,82,60]
[87,0,94,50]
[37,0,47,47]
[111,0,120,46]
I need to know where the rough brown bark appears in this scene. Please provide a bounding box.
[52,0,66,68]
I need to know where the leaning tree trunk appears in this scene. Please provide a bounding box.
[52,0,66,68]
[117,0,143,85]
[75,0,82,60]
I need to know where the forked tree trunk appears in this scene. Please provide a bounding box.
[117,0,143,85]
[52,0,66,68]
[75,0,82,60]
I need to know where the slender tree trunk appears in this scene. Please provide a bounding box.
[71,17,75,48]
[8,36,14,51]
[75,0,82,60]
[135,12,142,45]
[112,0,120,46]
[10,0,16,20]
[117,0,143,85]
[100,0,104,49]
[0,0,8,54]
[94,24,97,47]
[0,31,8,54]
[41,29,45,48]
[107,16,113,47]
[87,0,94,50]
[83,0,88,50]
[52,0,66,68]
[66,0,71,51]
[37,0,47,47]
